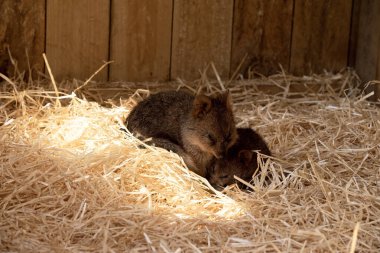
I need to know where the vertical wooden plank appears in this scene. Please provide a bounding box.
[46,0,109,81]
[231,0,293,77]
[110,0,172,82]
[377,39,380,101]
[0,0,45,79]
[352,0,380,81]
[290,0,352,75]
[171,0,233,80]
[348,0,359,68]
[352,0,380,101]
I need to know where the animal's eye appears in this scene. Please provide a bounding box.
[208,164,216,173]
[220,175,229,179]
[207,133,216,145]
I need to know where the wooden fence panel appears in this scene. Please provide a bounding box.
[109,0,173,82]
[352,0,380,81]
[46,0,109,81]
[351,0,380,100]
[4,0,379,85]
[231,0,293,77]
[290,0,352,75]
[171,0,234,80]
[0,0,45,79]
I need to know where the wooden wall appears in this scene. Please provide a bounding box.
[350,0,380,100]
[290,0,352,75]
[231,0,294,76]
[1,0,379,93]
[110,0,172,81]
[0,0,45,79]
[172,0,234,80]
[46,0,110,81]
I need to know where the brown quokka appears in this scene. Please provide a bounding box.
[207,127,271,190]
[125,90,238,177]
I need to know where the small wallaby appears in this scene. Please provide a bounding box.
[207,127,271,189]
[125,90,237,177]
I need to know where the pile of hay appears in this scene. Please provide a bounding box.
[1,69,379,252]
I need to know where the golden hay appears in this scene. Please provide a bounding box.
[1,69,379,252]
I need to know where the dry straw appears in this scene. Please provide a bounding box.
[1,68,379,252]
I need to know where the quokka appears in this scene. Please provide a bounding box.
[207,127,271,189]
[125,90,237,177]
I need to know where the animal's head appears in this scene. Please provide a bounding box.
[184,90,237,158]
[207,150,258,190]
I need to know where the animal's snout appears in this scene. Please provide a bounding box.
[213,143,228,158]
[210,149,222,159]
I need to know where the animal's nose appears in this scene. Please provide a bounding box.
[213,148,224,159]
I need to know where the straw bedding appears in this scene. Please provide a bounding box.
[0,69,379,252]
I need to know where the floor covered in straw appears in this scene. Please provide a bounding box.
[0,70,379,252]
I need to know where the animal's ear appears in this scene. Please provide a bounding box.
[218,89,232,110]
[192,94,212,118]
[238,150,253,166]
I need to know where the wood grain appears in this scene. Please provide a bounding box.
[46,0,109,81]
[352,0,380,81]
[290,0,352,75]
[231,0,294,77]
[171,0,234,80]
[350,0,380,100]
[109,0,173,82]
[0,0,45,79]
[377,40,380,101]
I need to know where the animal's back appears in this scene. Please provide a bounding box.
[126,90,193,144]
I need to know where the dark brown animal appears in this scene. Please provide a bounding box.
[125,90,237,177]
[207,128,271,189]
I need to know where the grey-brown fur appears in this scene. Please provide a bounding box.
[207,128,271,189]
[125,90,237,176]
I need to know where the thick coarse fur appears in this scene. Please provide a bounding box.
[206,128,271,189]
[125,90,237,177]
